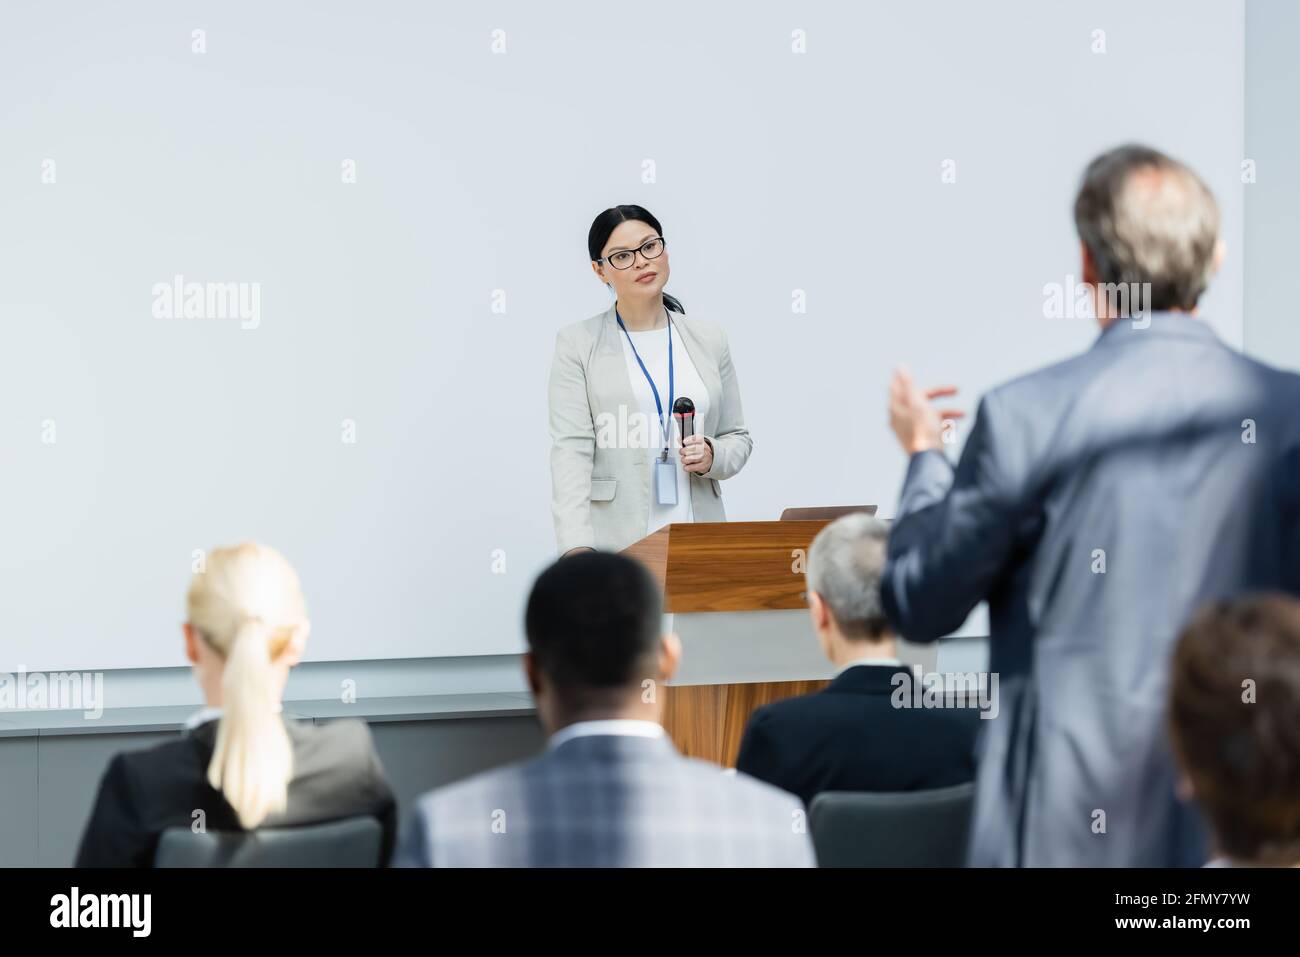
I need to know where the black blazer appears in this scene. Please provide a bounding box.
[735,664,980,809]
[75,716,397,867]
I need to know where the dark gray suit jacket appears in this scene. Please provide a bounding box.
[75,716,397,867]
[393,733,816,867]
[880,313,1300,867]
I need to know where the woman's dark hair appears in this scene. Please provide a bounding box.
[587,205,684,314]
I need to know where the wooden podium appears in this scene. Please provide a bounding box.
[623,520,838,767]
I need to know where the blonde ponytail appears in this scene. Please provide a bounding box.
[207,618,294,828]
[186,543,306,829]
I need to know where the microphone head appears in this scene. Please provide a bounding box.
[672,396,696,440]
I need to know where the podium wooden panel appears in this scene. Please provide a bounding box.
[623,520,832,612]
[660,679,829,765]
[623,520,837,766]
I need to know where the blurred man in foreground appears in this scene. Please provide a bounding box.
[395,551,815,867]
[881,144,1300,866]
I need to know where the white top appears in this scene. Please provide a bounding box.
[183,702,283,732]
[184,705,224,731]
[835,655,904,676]
[619,321,711,535]
[548,719,666,750]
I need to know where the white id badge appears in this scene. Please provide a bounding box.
[654,456,678,506]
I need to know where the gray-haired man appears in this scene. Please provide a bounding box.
[882,144,1300,867]
[736,513,979,809]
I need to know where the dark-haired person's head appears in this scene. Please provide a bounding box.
[523,551,680,733]
[588,205,684,315]
[1170,594,1300,867]
[1074,144,1224,325]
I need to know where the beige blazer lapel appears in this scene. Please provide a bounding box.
[591,303,649,468]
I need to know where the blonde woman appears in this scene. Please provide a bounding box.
[76,543,396,867]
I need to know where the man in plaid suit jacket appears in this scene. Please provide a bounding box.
[393,552,815,867]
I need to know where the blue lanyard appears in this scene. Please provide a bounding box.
[615,307,673,457]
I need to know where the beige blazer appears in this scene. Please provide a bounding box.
[548,304,752,554]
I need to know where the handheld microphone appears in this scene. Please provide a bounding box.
[672,396,695,446]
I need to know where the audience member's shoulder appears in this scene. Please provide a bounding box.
[925,697,986,733]
[725,767,808,820]
[679,754,803,807]
[292,717,378,767]
[412,752,539,818]
[296,714,371,742]
[746,693,816,729]
[112,729,206,777]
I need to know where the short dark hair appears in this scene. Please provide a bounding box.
[1073,144,1220,312]
[1169,594,1300,865]
[524,551,662,701]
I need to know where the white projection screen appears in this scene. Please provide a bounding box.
[0,1,1243,670]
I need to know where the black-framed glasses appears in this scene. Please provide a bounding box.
[598,236,666,270]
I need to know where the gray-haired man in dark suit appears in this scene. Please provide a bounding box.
[881,144,1300,867]
[393,551,814,867]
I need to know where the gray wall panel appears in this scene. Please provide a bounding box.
[0,738,38,867]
